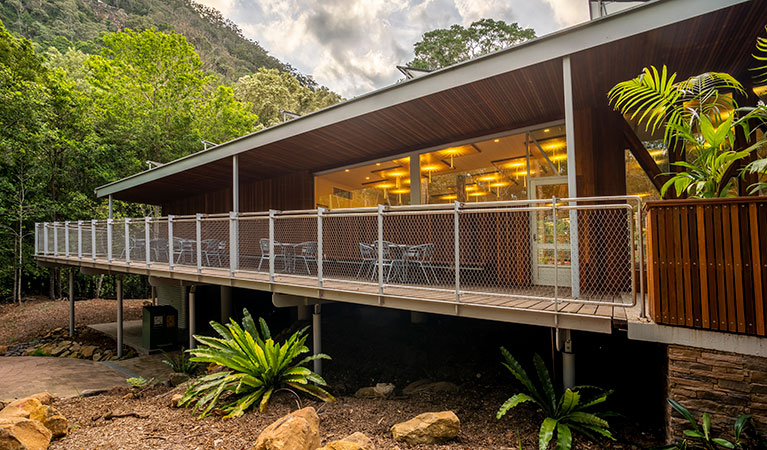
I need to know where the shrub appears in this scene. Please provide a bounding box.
[497,347,614,450]
[180,309,334,418]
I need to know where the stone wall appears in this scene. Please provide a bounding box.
[667,345,767,441]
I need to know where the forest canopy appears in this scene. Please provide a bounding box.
[0,20,342,302]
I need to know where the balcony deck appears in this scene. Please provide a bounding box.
[36,254,630,334]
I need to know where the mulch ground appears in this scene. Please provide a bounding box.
[0,297,144,345]
[50,384,651,450]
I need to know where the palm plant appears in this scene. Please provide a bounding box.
[496,347,614,450]
[179,309,334,418]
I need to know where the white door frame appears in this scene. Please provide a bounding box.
[529,176,571,287]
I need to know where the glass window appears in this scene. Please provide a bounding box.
[422,125,567,204]
[315,157,412,208]
[315,123,569,208]
[624,122,670,202]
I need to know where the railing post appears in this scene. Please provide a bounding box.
[91,220,97,261]
[377,204,384,296]
[107,218,113,263]
[124,218,131,266]
[64,221,70,258]
[34,223,39,256]
[269,210,276,283]
[145,217,151,268]
[168,215,175,271]
[229,212,238,276]
[77,221,83,260]
[454,201,461,307]
[636,198,646,319]
[196,213,202,274]
[53,222,58,257]
[43,223,48,256]
[552,197,560,327]
[317,208,324,288]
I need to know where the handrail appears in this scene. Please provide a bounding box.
[35,195,644,318]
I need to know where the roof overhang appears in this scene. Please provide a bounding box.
[96,0,755,204]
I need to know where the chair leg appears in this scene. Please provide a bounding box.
[420,263,430,284]
[258,255,265,271]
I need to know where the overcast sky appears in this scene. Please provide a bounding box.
[198,0,639,98]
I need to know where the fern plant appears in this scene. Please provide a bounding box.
[179,309,334,418]
[664,399,756,450]
[162,348,199,375]
[497,347,614,450]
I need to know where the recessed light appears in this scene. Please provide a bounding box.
[544,128,550,133]
[376,163,381,166]
[345,169,350,172]
[365,176,370,180]
[493,139,500,143]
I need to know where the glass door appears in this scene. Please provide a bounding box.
[529,176,571,287]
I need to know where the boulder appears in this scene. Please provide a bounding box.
[28,393,54,406]
[403,381,459,395]
[354,383,395,399]
[0,396,68,438]
[80,345,97,359]
[391,411,460,445]
[318,432,374,450]
[0,417,52,450]
[252,407,320,450]
[49,342,71,357]
[169,373,190,387]
[0,398,47,421]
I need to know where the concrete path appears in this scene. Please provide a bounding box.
[0,354,176,402]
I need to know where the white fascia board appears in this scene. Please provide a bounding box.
[96,0,748,198]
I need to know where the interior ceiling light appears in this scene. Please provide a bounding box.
[440,194,458,201]
[477,171,500,182]
[492,156,526,170]
[465,184,478,192]
[390,188,410,194]
[544,128,550,133]
[439,145,478,168]
[493,139,500,143]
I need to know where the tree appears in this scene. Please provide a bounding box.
[234,68,343,128]
[408,19,536,71]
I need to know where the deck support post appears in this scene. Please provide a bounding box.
[297,305,311,321]
[189,286,197,349]
[116,275,123,358]
[410,312,426,324]
[559,328,575,389]
[313,304,322,376]
[220,286,232,322]
[68,269,75,337]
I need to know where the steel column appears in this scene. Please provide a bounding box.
[454,201,461,307]
[313,304,322,376]
[64,221,70,258]
[77,221,82,260]
[68,269,75,337]
[91,220,97,261]
[563,55,580,298]
[189,286,196,349]
[196,213,202,274]
[269,210,276,282]
[377,204,384,297]
[145,217,151,268]
[106,219,113,263]
[116,276,123,358]
[124,218,130,265]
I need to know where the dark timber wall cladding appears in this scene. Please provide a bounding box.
[646,198,767,336]
[161,171,314,215]
[667,345,767,441]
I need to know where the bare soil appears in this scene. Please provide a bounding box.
[0,297,144,345]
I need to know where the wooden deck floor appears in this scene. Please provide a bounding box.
[37,255,632,333]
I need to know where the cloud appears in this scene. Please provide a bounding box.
[541,0,589,28]
[197,0,591,97]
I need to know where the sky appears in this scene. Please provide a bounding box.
[198,0,638,98]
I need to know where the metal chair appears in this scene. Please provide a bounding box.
[150,238,168,262]
[406,243,438,284]
[258,238,285,271]
[294,242,318,274]
[201,239,227,267]
[173,237,194,264]
[357,243,377,279]
[373,240,404,282]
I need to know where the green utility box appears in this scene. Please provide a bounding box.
[142,305,178,350]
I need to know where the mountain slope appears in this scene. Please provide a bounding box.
[0,0,309,84]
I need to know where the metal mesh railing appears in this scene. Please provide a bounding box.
[34,195,644,314]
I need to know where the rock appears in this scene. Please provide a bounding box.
[354,383,395,399]
[404,381,459,395]
[69,342,80,352]
[391,411,460,445]
[0,398,48,421]
[402,379,432,395]
[0,396,69,438]
[28,393,54,406]
[23,347,37,356]
[0,417,52,450]
[92,351,102,361]
[0,345,7,356]
[318,432,374,450]
[170,394,184,408]
[80,345,97,358]
[49,342,70,357]
[169,372,190,387]
[252,407,320,450]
